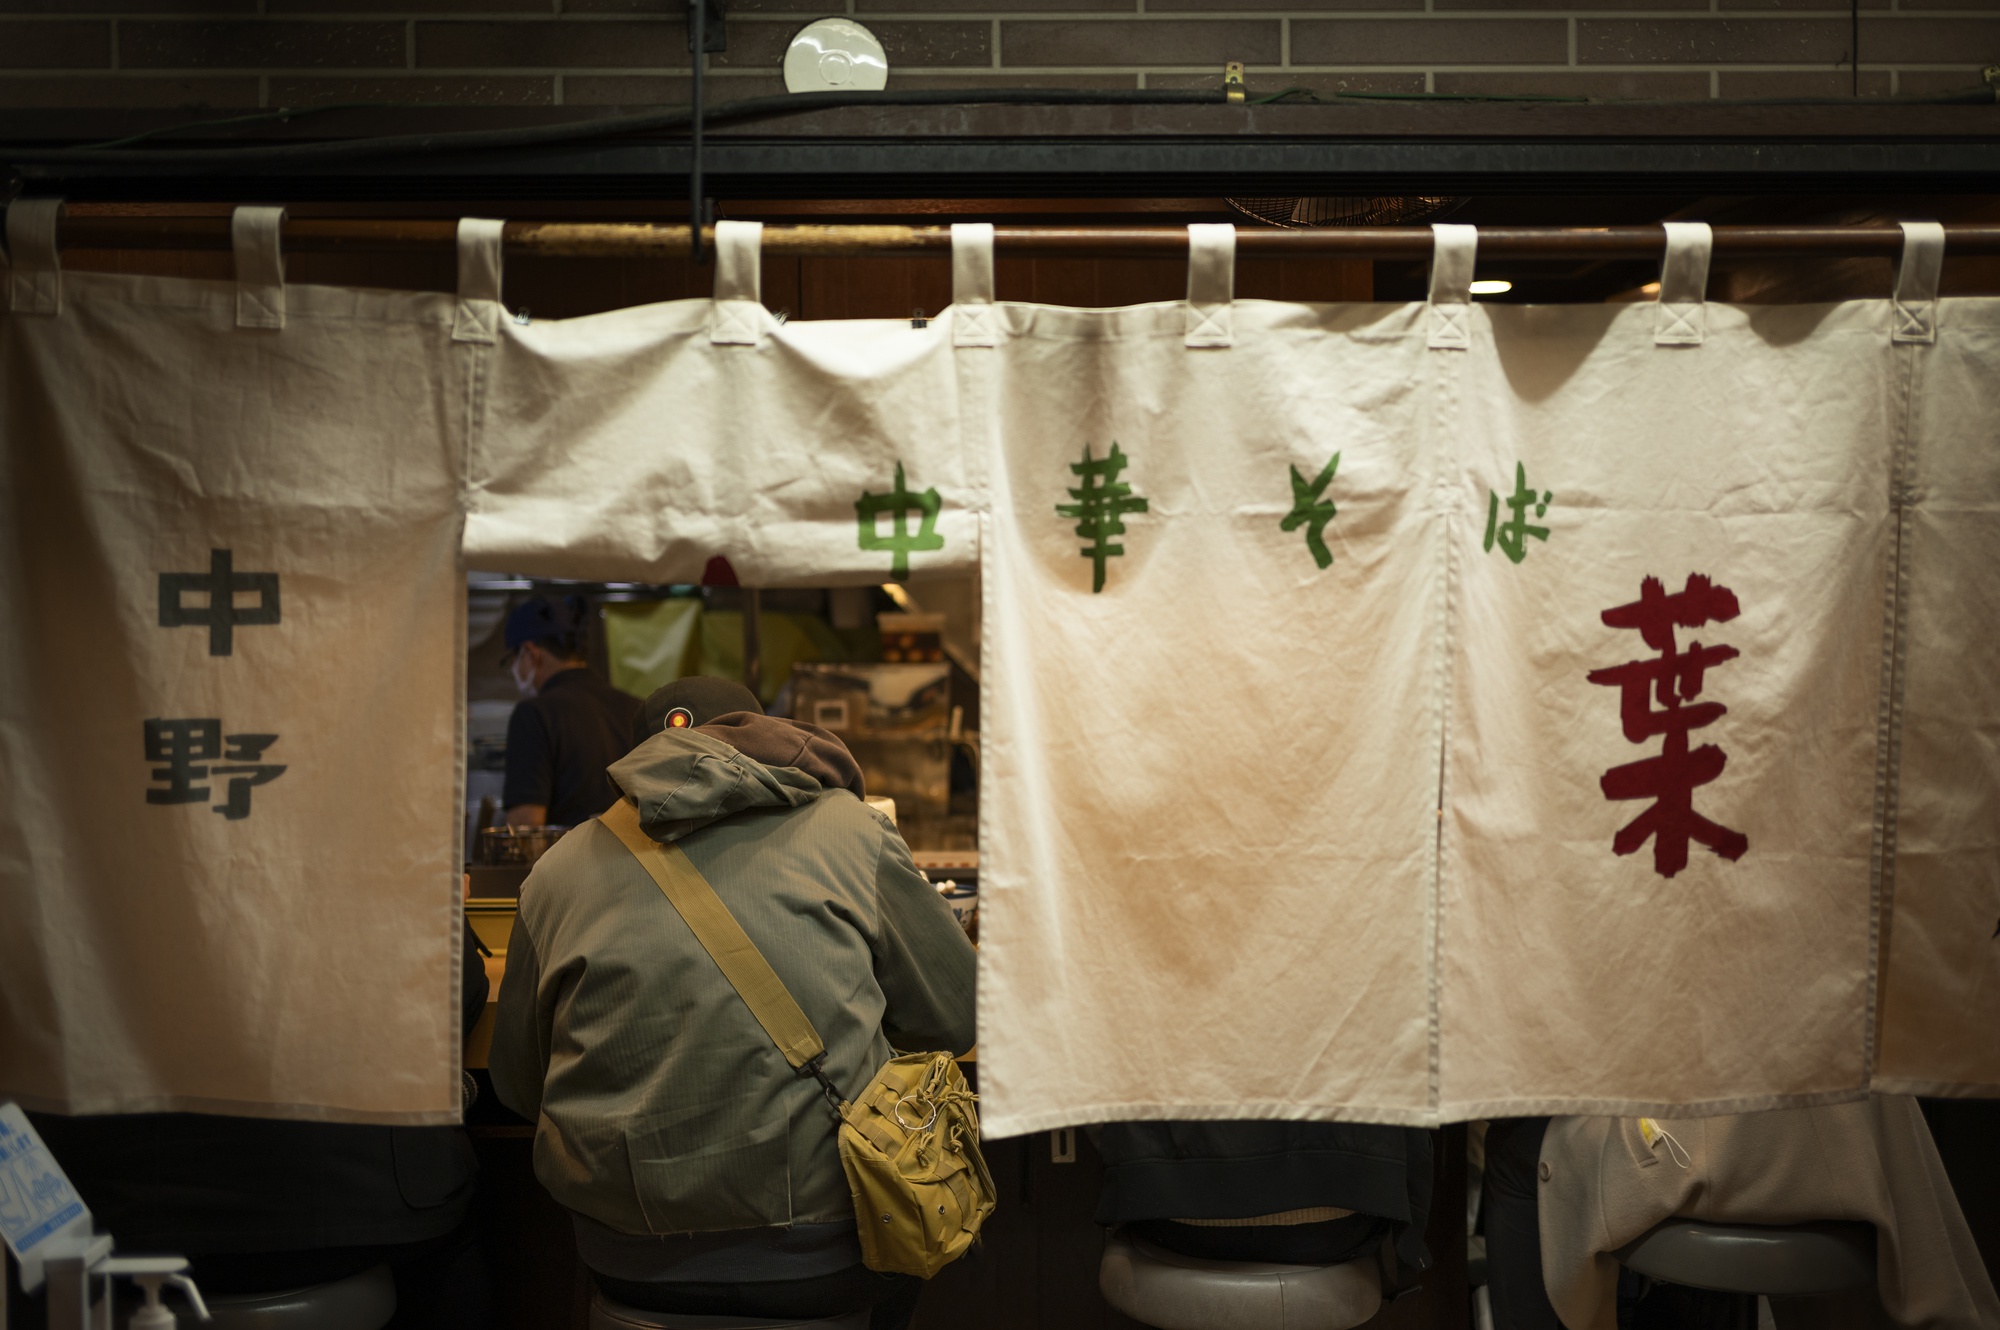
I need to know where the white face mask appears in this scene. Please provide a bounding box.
[510,648,538,698]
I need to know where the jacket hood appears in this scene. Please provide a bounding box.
[607,711,866,842]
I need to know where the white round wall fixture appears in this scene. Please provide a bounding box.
[784,18,889,94]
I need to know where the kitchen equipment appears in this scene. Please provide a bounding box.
[465,864,532,900]
[791,661,950,737]
[917,851,979,942]
[476,824,571,866]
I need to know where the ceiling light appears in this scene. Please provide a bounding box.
[1469,280,1513,296]
[785,18,889,93]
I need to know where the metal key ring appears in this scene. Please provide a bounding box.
[893,1094,938,1131]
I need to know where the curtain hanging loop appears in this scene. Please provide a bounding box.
[1185,223,1236,349]
[454,218,507,345]
[951,222,997,348]
[1654,221,1712,347]
[232,205,288,331]
[4,196,64,316]
[1428,223,1478,350]
[710,219,766,346]
[1892,221,1945,346]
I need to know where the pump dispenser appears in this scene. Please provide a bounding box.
[105,1259,210,1329]
[0,1105,208,1330]
[131,1275,176,1330]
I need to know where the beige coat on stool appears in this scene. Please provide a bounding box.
[1537,1096,1999,1329]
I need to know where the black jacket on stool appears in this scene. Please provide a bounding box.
[1094,1120,1434,1278]
[28,921,488,1272]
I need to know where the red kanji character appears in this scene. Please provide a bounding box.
[1586,574,1749,878]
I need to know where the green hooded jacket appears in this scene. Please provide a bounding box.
[489,717,977,1237]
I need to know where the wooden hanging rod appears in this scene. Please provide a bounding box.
[50,217,2000,260]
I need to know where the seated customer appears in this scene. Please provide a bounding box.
[24,920,491,1330]
[1481,1117,1564,1330]
[1485,1098,2000,1330]
[489,677,976,1330]
[1094,1120,1433,1285]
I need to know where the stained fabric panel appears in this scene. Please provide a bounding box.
[4,205,1995,1132]
[464,222,975,588]
[1876,296,2000,1096]
[0,206,468,1124]
[974,225,1997,1131]
[1440,291,1896,1118]
[973,230,1444,1135]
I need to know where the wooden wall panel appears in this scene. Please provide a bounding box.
[799,256,955,322]
[57,244,811,323]
[59,235,1371,321]
[1238,256,1375,303]
[997,257,1187,308]
[799,253,1373,321]
[501,254,805,322]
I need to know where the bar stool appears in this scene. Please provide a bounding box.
[192,1265,396,1330]
[1098,1229,1383,1330]
[1617,1219,1875,1306]
[587,1289,870,1330]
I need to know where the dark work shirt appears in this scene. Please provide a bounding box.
[502,667,643,827]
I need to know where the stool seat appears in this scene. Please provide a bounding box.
[196,1265,395,1330]
[587,1288,869,1330]
[1616,1220,1875,1297]
[1098,1230,1382,1330]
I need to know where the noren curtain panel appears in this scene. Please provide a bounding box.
[2,211,1992,1126]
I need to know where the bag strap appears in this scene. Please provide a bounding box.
[600,799,845,1106]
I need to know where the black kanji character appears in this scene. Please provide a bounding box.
[144,718,221,805]
[210,733,285,821]
[159,549,280,657]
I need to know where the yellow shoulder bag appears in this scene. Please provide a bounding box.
[601,801,995,1278]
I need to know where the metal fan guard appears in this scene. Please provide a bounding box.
[1226,196,1464,228]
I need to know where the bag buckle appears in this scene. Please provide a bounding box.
[797,1053,845,1112]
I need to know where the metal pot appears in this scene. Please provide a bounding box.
[477,823,571,866]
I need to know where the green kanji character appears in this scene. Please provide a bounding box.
[855,462,944,580]
[1484,461,1553,565]
[1281,451,1341,570]
[1056,442,1148,593]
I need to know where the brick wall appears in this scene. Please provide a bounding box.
[1,1,1996,112]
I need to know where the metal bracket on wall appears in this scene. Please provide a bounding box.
[1224,62,1245,105]
[687,0,725,263]
[694,0,727,53]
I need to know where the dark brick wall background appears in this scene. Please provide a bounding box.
[1,0,1996,111]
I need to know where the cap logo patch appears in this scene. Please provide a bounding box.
[666,707,694,729]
